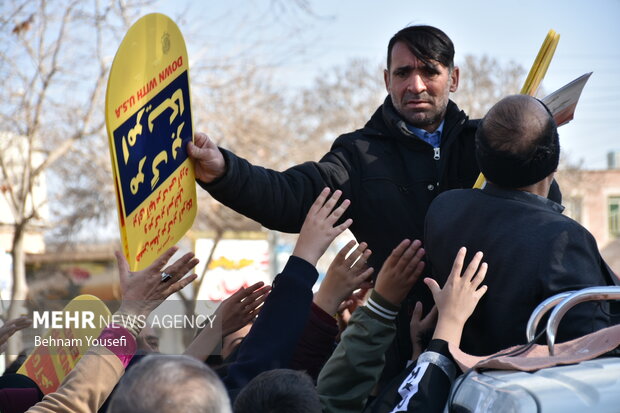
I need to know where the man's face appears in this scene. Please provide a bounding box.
[384,41,459,132]
[137,326,160,353]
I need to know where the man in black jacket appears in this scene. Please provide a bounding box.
[188,25,478,382]
[189,25,476,296]
[424,94,617,356]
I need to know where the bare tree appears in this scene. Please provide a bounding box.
[292,59,386,160]
[453,54,526,118]
[0,0,155,356]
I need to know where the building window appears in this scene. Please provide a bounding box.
[609,196,620,238]
[563,196,582,223]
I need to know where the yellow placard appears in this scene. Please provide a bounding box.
[17,295,111,394]
[105,13,197,270]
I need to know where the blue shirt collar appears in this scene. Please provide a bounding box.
[406,120,444,148]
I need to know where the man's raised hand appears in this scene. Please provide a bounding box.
[187,132,226,183]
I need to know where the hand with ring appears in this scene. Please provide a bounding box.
[116,247,199,318]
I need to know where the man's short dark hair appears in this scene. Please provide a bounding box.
[387,25,455,70]
[233,369,321,413]
[476,95,560,188]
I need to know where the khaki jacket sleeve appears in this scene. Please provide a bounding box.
[27,346,125,413]
[317,291,399,413]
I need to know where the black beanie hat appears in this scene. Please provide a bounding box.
[475,100,560,188]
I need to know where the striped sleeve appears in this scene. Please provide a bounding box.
[365,290,400,322]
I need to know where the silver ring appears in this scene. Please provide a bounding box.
[161,272,173,282]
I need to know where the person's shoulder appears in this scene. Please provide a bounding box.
[429,188,480,212]
[333,128,370,142]
[332,102,389,147]
[464,118,481,132]
[331,124,387,152]
[527,207,599,250]
[549,212,597,240]
[445,100,479,126]
[435,188,480,202]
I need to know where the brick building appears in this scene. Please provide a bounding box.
[556,155,620,275]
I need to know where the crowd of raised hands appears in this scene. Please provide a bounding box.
[0,187,488,413]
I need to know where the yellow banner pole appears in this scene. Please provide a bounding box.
[521,30,555,95]
[527,32,560,96]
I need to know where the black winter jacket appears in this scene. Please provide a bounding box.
[200,96,479,277]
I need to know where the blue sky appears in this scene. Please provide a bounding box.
[149,0,620,169]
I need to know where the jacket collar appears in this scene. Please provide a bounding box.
[366,96,468,145]
[482,183,565,213]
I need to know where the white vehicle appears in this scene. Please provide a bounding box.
[447,286,620,413]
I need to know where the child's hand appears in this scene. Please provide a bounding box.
[410,302,438,361]
[185,282,270,362]
[336,287,370,334]
[292,188,352,266]
[314,240,374,315]
[424,247,488,346]
[374,239,425,306]
[217,282,271,336]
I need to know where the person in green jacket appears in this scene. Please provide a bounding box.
[317,244,487,413]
